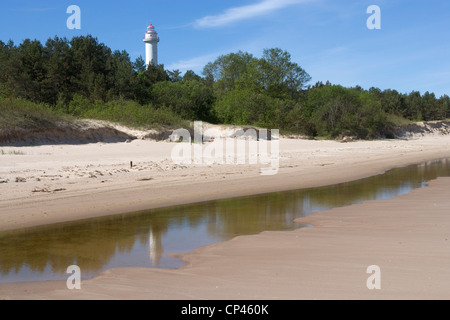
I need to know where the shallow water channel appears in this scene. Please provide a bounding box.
[1,158,450,283]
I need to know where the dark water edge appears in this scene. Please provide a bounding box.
[1,158,450,283]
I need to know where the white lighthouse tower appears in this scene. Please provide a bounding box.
[143,24,159,68]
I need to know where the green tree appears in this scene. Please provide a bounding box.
[304,85,388,138]
[69,35,113,99]
[41,36,72,105]
[421,91,439,121]
[133,56,146,73]
[0,40,17,98]
[167,69,182,82]
[14,39,46,102]
[183,70,202,82]
[379,89,404,116]
[109,50,136,100]
[134,63,169,105]
[213,88,282,128]
[152,79,215,121]
[438,95,450,119]
[258,48,311,99]
[203,51,255,96]
[404,91,423,121]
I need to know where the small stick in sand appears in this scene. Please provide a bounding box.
[130,161,133,168]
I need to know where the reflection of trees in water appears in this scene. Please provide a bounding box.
[206,159,450,238]
[1,159,449,277]
[0,213,168,276]
[298,158,450,210]
[206,193,306,240]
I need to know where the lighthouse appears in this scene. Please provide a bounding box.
[143,24,159,68]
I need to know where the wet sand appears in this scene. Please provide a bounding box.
[1,133,450,299]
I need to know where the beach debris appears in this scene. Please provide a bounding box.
[341,135,356,143]
[318,163,334,167]
[32,187,51,193]
[32,187,66,193]
[440,128,449,135]
[88,171,103,178]
[41,174,63,178]
[15,177,26,183]
[137,177,153,181]
[0,178,9,184]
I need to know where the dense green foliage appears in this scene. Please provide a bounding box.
[1,35,449,138]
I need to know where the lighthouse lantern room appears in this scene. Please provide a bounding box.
[143,24,159,68]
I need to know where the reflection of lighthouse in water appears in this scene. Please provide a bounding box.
[148,229,163,267]
[143,24,159,68]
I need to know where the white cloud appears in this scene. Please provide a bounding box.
[194,0,308,28]
[166,53,220,73]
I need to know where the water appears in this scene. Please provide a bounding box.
[1,158,450,283]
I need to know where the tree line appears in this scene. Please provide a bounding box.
[1,35,449,138]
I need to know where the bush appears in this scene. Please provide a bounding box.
[212,89,282,128]
[300,85,392,139]
[0,96,70,130]
[152,80,215,121]
[73,97,187,129]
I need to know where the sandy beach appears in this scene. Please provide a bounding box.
[1,124,450,299]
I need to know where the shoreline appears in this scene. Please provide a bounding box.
[2,164,450,299]
[2,134,450,299]
[1,136,450,232]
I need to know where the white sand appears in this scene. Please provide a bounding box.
[1,127,450,299]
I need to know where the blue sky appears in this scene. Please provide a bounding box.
[0,0,449,97]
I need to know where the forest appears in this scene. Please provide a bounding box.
[1,35,449,139]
